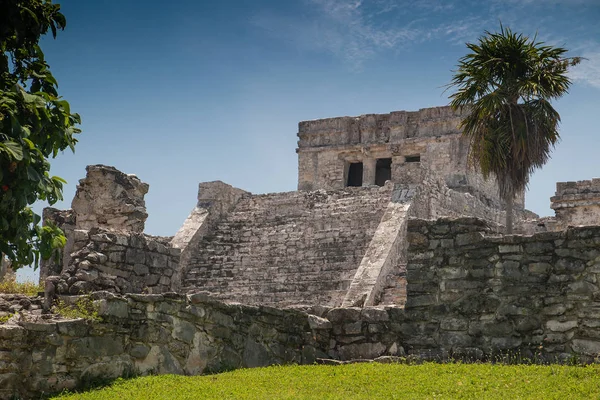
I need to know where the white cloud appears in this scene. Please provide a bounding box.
[569,48,600,89]
[252,0,422,68]
[305,0,421,66]
[251,0,496,67]
[251,0,600,83]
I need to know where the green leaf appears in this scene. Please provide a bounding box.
[52,175,67,184]
[55,99,70,115]
[0,141,24,161]
[20,7,39,25]
[26,165,42,182]
[54,12,67,29]
[23,138,35,149]
[44,72,58,87]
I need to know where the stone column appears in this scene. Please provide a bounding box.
[362,158,376,186]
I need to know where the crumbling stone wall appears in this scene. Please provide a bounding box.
[182,185,395,307]
[42,165,161,293]
[551,179,600,228]
[0,292,316,400]
[514,178,600,234]
[288,219,600,362]
[7,217,600,398]
[48,229,180,295]
[0,294,43,321]
[71,165,149,232]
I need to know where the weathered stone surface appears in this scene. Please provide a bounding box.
[0,294,314,399]
[571,339,600,356]
[51,229,179,296]
[551,179,600,230]
[342,196,410,307]
[295,106,525,230]
[337,342,387,360]
[71,165,149,233]
[546,320,578,333]
[181,185,395,308]
[327,308,362,322]
[361,308,389,322]
[308,315,332,330]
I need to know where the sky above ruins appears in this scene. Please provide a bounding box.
[17,0,600,280]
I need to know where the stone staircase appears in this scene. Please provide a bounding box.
[182,186,392,307]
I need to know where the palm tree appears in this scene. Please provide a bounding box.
[448,26,580,233]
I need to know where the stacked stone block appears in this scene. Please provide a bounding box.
[49,230,179,295]
[551,178,600,228]
[71,165,149,232]
[404,217,600,360]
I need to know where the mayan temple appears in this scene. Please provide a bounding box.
[2,106,600,398]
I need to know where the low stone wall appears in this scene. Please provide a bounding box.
[0,292,317,400]
[404,217,600,360]
[48,229,180,295]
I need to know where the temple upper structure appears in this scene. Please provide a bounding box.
[297,106,526,226]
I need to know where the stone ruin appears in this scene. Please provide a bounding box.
[0,256,15,283]
[2,106,600,398]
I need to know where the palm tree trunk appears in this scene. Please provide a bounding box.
[505,195,514,234]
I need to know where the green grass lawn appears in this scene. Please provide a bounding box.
[52,363,600,400]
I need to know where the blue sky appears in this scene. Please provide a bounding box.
[17,0,600,280]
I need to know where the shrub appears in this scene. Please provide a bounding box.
[0,279,43,296]
[52,295,101,321]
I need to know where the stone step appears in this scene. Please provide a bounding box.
[182,186,392,307]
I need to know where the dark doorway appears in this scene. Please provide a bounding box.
[347,162,363,187]
[375,158,392,186]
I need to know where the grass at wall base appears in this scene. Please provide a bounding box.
[52,362,600,400]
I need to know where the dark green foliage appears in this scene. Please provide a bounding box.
[0,0,80,268]
[448,26,580,232]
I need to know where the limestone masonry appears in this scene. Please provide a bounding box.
[2,106,600,399]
